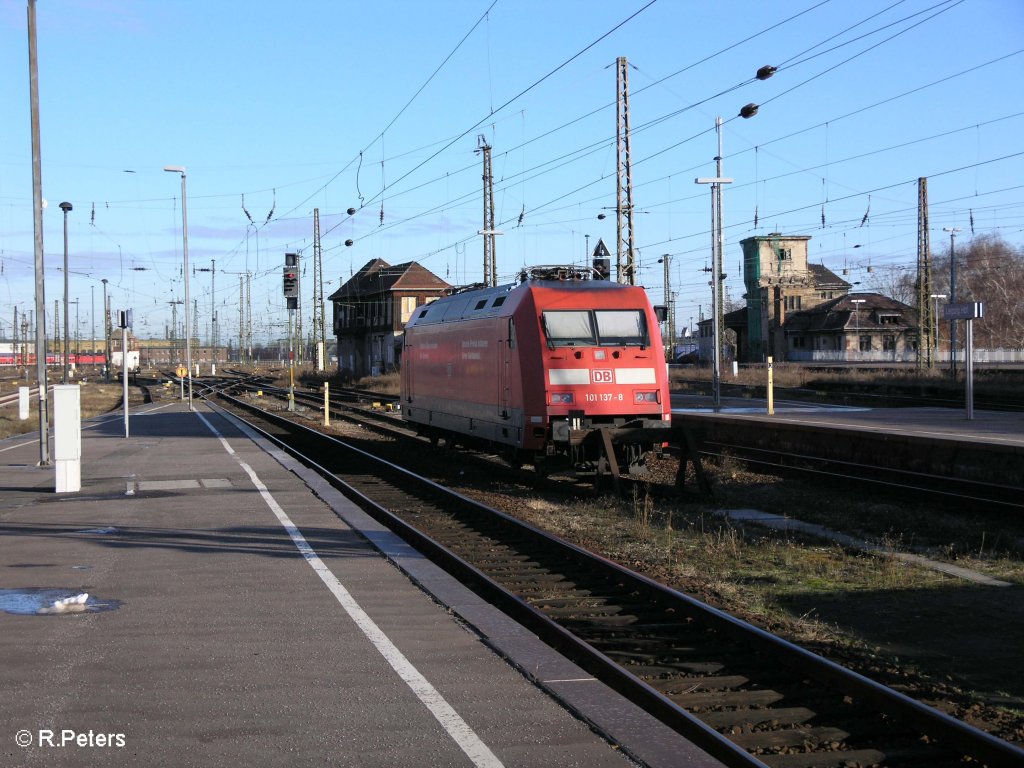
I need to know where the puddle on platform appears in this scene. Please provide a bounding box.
[0,588,121,616]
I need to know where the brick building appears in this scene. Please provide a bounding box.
[329,259,450,379]
[735,234,851,362]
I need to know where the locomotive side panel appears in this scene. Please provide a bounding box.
[403,314,526,449]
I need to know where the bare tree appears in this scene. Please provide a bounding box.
[933,235,1024,349]
[867,265,916,305]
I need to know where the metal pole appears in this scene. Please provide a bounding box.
[945,227,960,379]
[711,182,721,408]
[28,0,50,466]
[965,318,974,421]
[166,167,193,411]
[91,285,95,370]
[715,117,725,377]
[288,308,295,411]
[122,324,129,437]
[60,202,72,383]
[102,278,110,382]
[695,120,732,410]
[929,293,946,368]
[661,254,671,360]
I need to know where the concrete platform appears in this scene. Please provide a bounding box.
[0,401,722,768]
[673,394,1024,448]
[672,397,1024,492]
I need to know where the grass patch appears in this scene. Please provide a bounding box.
[0,381,132,440]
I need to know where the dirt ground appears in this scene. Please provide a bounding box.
[469,456,1024,745]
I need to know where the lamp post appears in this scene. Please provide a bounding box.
[929,293,946,367]
[851,299,866,361]
[164,166,192,411]
[59,201,72,383]
[944,227,961,380]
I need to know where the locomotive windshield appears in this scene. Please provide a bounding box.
[542,309,648,347]
[595,310,647,346]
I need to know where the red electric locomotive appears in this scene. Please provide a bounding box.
[401,265,672,474]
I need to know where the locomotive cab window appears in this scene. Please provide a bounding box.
[594,310,647,346]
[541,309,647,348]
[542,310,596,347]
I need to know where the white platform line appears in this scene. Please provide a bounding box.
[0,439,37,454]
[195,411,503,768]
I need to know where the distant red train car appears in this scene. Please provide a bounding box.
[401,265,671,474]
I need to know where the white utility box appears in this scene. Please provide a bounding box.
[53,384,82,493]
[19,386,30,420]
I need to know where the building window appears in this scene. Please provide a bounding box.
[778,248,792,260]
[878,313,900,325]
[882,334,896,351]
[401,296,417,323]
[784,295,802,311]
[859,335,872,352]
[791,336,806,349]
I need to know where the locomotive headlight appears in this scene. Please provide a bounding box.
[635,391,660,403]
[551,392,575,405]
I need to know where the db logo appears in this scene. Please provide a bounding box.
[592,369,613,383]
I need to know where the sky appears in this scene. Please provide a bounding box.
[1,0,1022,346]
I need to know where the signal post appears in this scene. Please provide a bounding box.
[283,254,299,411]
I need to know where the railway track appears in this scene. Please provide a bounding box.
[234,380,1023,511]
[208,387,1023,768]
[696,441,1024,511]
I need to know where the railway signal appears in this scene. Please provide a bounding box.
[283,252,299,310]
[282,267,298,299]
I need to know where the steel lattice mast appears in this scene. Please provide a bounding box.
[477,136,497,287]
[616,56,636,285]
[312,208,327,367]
